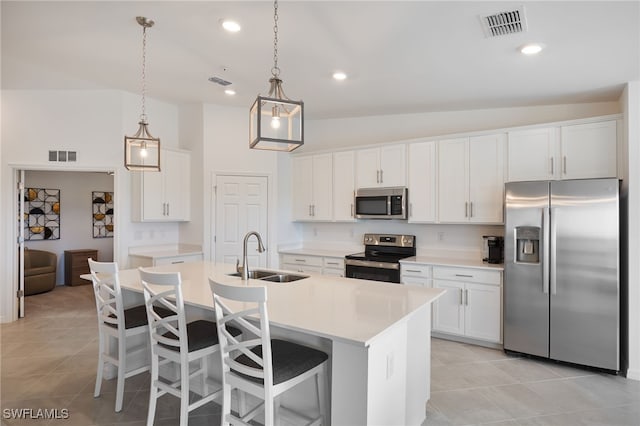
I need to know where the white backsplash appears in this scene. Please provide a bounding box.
[297,221,503,261]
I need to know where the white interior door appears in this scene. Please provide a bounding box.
[214,175,268,268]
[18,170,25,317]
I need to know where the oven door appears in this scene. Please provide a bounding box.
[344,259,401,283]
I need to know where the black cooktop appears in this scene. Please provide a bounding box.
[345,233,416,264]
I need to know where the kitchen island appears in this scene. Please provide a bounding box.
[115,261,444,425]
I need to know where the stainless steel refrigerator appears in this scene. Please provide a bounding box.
[504,178,620,371]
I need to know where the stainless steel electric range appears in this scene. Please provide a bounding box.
[344,233,416,283]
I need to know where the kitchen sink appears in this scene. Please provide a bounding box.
[259,274,308,283]
[227,270,308,283]
[227,269,279,279]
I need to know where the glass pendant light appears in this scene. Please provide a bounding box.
[249,0,304,152]
[125,16,161,171]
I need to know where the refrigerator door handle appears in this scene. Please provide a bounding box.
[550,207,557,295]
[542,207,550,294]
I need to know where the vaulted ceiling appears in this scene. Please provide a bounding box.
[2,1,639,119]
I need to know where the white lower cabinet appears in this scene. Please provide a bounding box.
[280,253,344,276]
[432,266,502,344]
[400,263,432,287]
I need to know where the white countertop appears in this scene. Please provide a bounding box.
[128,244,203,260]
[278,247,355,258]
[116,261,444,347]
[401,256,504,271]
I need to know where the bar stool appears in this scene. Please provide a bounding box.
[140,268,240,426]
[89,259,157,412]
[210,279,329,426]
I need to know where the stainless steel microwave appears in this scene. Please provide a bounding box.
[354,187,408,219]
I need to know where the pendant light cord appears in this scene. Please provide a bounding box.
[271,0,280,78]
[140,25,148,123]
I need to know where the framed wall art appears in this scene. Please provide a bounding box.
[92,191,114,238]
[22,188,60,240]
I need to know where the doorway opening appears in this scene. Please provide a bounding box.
[15,168,116,318]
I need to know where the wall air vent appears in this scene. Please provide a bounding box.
[49,150,77,162]
[480,6,528,37]
[208,76,232,86]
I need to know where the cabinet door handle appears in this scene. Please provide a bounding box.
[459,288,464,305]
[167,203,170,216]
[376,170,380,183]
[550,157,554,175]
[380,169,383,183]
[465,289,469,306]
[309,205,312,216]
[469,202,473,218]
[464,202,468,218]
[563,156,567,175]
[162,202,167,216]
[313,205,316,217]
[351,203,354,217]
[455,274,474,278]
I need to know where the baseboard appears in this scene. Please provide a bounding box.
[626,367,640,381]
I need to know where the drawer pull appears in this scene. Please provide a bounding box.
[295,259,306,263]
[327,262,339,265]
[455,274,474,278]
[171,261,185,264]
[405,269,422,273]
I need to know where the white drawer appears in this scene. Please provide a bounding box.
[323,257,345,270]
[400,263,432,277]
[283,264,323,275]
[153,253,203,266]
[281,254,323,267]
[433,266,501,285]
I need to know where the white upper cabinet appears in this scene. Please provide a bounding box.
[438,134,505,224]
[333,151,356,221]
[292,154,333,221]
[408,141,437,223]
[560,120,617,180]
[507,119,617,182]
[356,144,406,188]
[132,148,191,222]
[507,127,557,181]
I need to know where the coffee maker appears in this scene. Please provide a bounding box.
[482,236,504,264]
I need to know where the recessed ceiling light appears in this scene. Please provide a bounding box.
[221,20,241,32]
[520,43,544,55]
[332,71,347,81]
[224,89,236,96]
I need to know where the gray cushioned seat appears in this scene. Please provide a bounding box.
[106,305,173,330]
[234,339,329,385]
[161,320,241,353]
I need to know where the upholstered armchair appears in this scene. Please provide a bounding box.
[24,249,57,295]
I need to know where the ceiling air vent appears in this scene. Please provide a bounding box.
[208,76,232,86]
[480,6,528,37]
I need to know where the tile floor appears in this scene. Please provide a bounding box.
[1,285,639,425]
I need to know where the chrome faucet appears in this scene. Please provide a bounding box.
[236,231,266,280]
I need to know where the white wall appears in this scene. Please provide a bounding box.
[201,104,296,267]
[0,89,187,322]
[302,102,620,153]
[622,82,640,380]
[177,103,204,247]
[24,170,114,285]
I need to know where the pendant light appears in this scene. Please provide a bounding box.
[125,16,161,171]
[249,0,304,152]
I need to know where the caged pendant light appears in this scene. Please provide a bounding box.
[249,0,304,152]
[125,16,161,171]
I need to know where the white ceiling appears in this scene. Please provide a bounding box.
[2,1,639,119]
